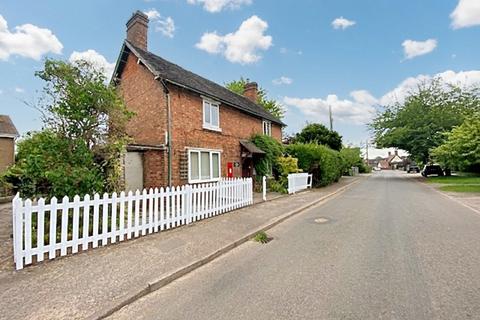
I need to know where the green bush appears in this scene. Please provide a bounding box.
[286,143,344,187]
[2,131,104,198]
[340,147,370,175]
[268,179,287,194]
[250,134,284,177]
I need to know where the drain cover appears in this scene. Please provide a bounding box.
[314,217,329,224]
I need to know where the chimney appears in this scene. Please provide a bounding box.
[388,151,391,156]
[126,11,149,50]
[394,150,398,156]
[243,82,258,103]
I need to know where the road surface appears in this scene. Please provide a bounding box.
[110,171,480,320]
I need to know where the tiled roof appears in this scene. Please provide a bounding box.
[118,41,284,126]
[0,115,19,137]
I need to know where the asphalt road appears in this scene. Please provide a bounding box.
[110,171,480,320]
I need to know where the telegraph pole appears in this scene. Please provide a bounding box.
[366,139,369,161]
[329,105,333,131]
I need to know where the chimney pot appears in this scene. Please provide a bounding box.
[126,11,149,50]
[243,82,258,103]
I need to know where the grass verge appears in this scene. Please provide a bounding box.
[439,185,480,193]
[426,176,480,185]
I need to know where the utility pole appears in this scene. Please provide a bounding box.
[366,139,369,161]
[329,105,333,131]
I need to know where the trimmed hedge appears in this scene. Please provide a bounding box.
[286,143,345,187]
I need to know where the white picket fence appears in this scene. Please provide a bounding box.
[287,173,313,194]
[12,178,252,270]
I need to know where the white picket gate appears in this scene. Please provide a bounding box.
[287,173,313,194]
[12,178,252,270]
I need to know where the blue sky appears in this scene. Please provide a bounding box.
[1,0,479,158]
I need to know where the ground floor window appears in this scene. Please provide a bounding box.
[188,149,221,183]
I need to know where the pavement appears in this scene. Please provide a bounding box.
[0,176,359,320]
[0,202,13,274]
[109,171,480,320]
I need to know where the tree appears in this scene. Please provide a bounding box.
[294,123,343,151]
[370,80,480,163]
[2,59,132,197]
[340,147,370,174]
[431,114,480,172]
[225,78,285,120]
[2,131,103,198]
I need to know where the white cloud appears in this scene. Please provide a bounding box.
[15,87,25,93]
[196,15,272,64]
[450,0,480,29]
[402,39,437,60]
[284,90,377,125]
[69,50,115,79]
[187,0,252,13]
[0,14,63,61]
[272,76,293,85]
[143,9,175,38]
[284,69,480,126]
[144,9,161,20]
[279,47,302,55]
[156,17,175,38]
[380,70,480,106]
[332,17,356,30]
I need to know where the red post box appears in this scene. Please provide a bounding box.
[227,162,233,178]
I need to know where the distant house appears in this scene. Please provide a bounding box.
[113,11,284,191]
[0,115,19,173]
[377,151,406,170]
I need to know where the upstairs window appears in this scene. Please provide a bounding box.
[203,99,220,131]
[262,120,272,136]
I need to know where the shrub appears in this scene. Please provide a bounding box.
[250,134,284,177]
[286,143,344,187]
[272,156,302,192]
[2,131,104,198]
[340,147,369,175]
[268,179,287,194]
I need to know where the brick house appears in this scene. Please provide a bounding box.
[113,11,284,190]
[0,115,19,173]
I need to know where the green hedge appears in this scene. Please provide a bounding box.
[250,134,284,177]
[286,143,345,187]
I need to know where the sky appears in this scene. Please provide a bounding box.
[1,0,480,158]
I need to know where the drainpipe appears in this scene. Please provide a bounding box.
[158,77,172,186]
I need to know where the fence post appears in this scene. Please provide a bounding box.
[12,194,24,270]
[287,175,293,194]
[262,176,267,201]
[186,185,193,224]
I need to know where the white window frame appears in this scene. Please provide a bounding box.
[202,99,221,132]
[262,120,272,136]
[188,148,222,184]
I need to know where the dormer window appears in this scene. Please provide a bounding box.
[262,120,272,136]
[203,99,220,131]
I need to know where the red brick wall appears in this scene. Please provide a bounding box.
[0,137,15,173]
[119,53,167,145]
[119,51,283,187]
[119,53,168,187]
